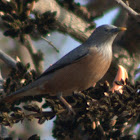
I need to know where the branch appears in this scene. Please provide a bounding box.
[0,50,16,69]
[115,0,140,22]
[33,0,93,42]
[22,35,44,74]
[41,36,59,53]
[0,50,14,94]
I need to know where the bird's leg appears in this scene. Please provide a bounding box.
[73,91,86,98]
[57,92,75,115]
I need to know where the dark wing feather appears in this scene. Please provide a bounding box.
[40,44,89,77]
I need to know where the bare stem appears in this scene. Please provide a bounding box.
[23,35,44,74]
[115,0,140,22]
[41,36,59,53]
[0,50,16,69]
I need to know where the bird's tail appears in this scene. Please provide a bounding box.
[2,86,37,104]
[1,76,48,104]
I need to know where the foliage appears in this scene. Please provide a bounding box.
[0,0,140,139]
[0,62,139,139]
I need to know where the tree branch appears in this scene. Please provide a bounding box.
[33,0,93,42]
[115,0,140,22]
[0,50,16,69]
[22,35,44,74]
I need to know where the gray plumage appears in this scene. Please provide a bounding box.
[2,24,125,103]
[41,25,118,76]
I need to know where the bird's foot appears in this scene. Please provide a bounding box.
[73,91,86,98]
[57,93,75,115]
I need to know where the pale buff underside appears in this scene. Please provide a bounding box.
[36,48,112,96]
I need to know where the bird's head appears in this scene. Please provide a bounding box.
[88,24,126,46]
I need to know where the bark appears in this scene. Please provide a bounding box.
[33,0,93,42]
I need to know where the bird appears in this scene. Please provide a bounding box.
[1,24,126,108]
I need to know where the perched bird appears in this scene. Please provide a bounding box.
[1,25,126,106]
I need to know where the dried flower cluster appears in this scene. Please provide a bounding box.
[3,62,37,95]
[0,0,57,42]
[53,80,139,139]
[0,61,139,139]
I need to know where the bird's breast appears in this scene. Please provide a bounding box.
[42,48,112,96]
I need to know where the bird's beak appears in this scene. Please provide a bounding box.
[111,27,127,33]
[117,27,127,31]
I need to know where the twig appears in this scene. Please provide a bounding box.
[1,106,85,126]
[2,109,69,126]
[23,35,44,74]
[115,0,140,22]
[21,111,56,121]
[0,50,15,94]
[0,50,16,69]
[41,36,59,53]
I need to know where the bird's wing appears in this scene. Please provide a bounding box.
[40,44,89,77]
[0,44,90,103]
